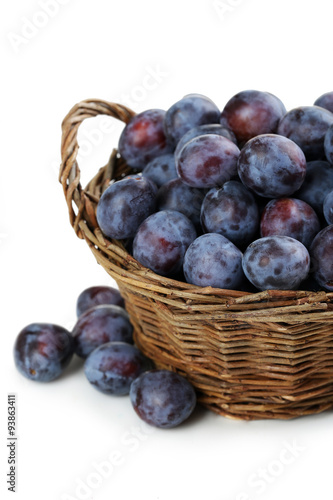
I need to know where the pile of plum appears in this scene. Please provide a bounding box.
[97,90,333,292]
[14,286,197,428]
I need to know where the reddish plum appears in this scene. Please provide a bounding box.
[176,134,240,188]
[220,90,286,145]
[118,109,173,169]
[260,198,320,248]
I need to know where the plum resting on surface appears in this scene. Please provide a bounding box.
[14,323,74,382]
[129,369,197,428]
[72,305,133,359]
[84,342,153,395]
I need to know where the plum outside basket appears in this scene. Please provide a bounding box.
[60,98,333,421]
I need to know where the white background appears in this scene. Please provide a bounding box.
[1,0,333,499]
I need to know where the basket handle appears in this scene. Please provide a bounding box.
[59,98,136,238]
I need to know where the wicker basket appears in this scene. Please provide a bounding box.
[60,98,333,420]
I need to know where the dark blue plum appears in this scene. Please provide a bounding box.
[174,123,237,161]
[260,198,320,249]
[183,233,244,289]
[277,106,333,161]
[310,225,333,291]
[129,369,197,428]
[237,134,306,198]
[164,94,220,145]
[324,123,333,164]
[84,342,153,396]
[242,236,310,291]
[142,154,178,187]
[294,160,333,215]
[72,305,133,358]
[96,176,157,240]
[314,92,333,113]
[118,109,173,169]
[14,323,74,382]
[323,190,333,225]
[76,286,125,317]
[220,90,286,145]
[156,178,206,228]
[200,181,259,248]
[176,134,240,188]
[132,210,197,277]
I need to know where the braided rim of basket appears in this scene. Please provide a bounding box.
[59,98,333,317]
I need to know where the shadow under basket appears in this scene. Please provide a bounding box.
[60,98,333,421]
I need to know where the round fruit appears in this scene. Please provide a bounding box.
[132,210,197,277]
[200,180,259,248]
[142,154,177,187]
[314,91,333,114]
[156,178,205,228]
[174,123,237,160]
[242,235,310,291]
[84,342,153,395]
[76,286,125,317]
[96,176,157,240]
[294,160,333,214]
[237,134,306,198]
[72,305,133,358]
[183,233,244,289]
[14,323,74,382]
[220,89,286,145]
[277,105,333,161]
[118,109,173,169]
[260,198,320,249]
[164,94,220,145]
[176,134,240,188]
[129,369,197,428]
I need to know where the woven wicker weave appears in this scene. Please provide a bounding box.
[60,98,333,420]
